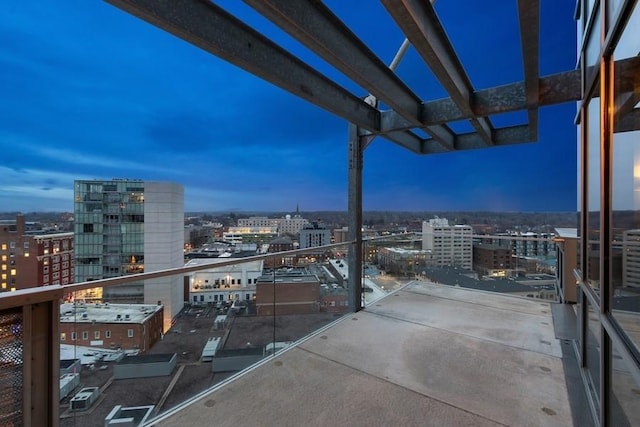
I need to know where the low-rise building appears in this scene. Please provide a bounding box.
[187,258,264,304]
[473,242,513,277]
[58,302,164,353]
[255,270,320,315]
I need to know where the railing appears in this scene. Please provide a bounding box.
[0,232,565,426]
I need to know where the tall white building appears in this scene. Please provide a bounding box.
[623,229,640,288]
[422,218,473,270]
[74,179,184,331]
[299,221,331,249]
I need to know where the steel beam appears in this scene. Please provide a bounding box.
[105,0,379,131]
[242,0,456,151]
[379,70,582,132]
[517,0,540,140]
[382,0,494,145]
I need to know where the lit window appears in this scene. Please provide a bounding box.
[60,333,66,341]
[1,283,5,289]
[127,329,134,338]
[10,269,16,276]
[1,244,6,251]
[1,255,5,261]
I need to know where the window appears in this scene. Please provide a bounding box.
[82,331,88,340]
[127,329,134,338]
[105,330,111,338]
[60,333,66,341]
[9,242,15,249]
[94,331,100,339]
[10,269,16,276]
[23,241,29,249]
[83,224,94,233]
[1,244,6,251]
[71,332,77,341]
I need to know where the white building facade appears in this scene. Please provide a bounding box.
[187,258,264,304]
[422,218,473,270]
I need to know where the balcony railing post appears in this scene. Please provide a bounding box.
[22,300,60,427]
[347,123,364,311]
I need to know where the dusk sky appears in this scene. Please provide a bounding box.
[1,1,578,213]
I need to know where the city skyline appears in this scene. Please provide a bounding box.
[1,2,577,213]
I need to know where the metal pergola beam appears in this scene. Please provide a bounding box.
[243,0,456,152]
[105,0,380,131]
[379,70,581,132]
[382,0,494,145]
[517,0,540,140]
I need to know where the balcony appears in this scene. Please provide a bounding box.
[152,281,583,427]
[0,237,602,427]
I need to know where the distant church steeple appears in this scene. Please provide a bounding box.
[296,203,300,214]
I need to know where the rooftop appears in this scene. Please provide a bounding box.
[59,302,162,324]
[151,282,580,426]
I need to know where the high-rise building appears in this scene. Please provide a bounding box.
[73,179,184,331]
[421,218,472,270]
[299,221,331,249]
[0,215,74,292]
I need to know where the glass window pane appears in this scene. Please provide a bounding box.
[611,3,640,354]
[585,6,601,68]
[610,345,640,426]
[586,300,601,415]
[587,98,601,291]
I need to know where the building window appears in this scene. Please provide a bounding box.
[71,332,77,341]
[9,242,15,249]
[60,333,66,341]
[23,241,29,249]
[83,224,94,233]
[1,244,6,251]
[94,331,100,339]
[82,331,88,340]
[10,269,16,276]
[127,329,134,338]
[105,330,111,338]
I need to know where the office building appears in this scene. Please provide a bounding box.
[237,214,310,236]
[421,218,473,269]
[73,179,184,331]
[0,215,74,291]
[299,221,331,249]
[622,229,640,288]
[186,258,264,304]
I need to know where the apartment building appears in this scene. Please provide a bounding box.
[0,215,74,291]
[73,179,184,331]
[421,218,472,270]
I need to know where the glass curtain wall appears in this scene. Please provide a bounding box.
[577,0,640,425]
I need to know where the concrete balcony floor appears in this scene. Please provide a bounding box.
[156,282,575,426]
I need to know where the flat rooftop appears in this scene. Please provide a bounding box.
[153,282,576,426]
[59,302,162,324]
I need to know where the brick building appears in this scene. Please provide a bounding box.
[0,215,74,292]
[255,271,320,315]
[472,243,513,277]
[59,302,164,353]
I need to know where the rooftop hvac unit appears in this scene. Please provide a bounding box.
[70,387,100,411]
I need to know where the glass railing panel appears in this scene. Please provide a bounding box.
[401,232,559,301]
[56,243,355,426]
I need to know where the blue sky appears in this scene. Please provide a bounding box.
[0,1,577,213]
